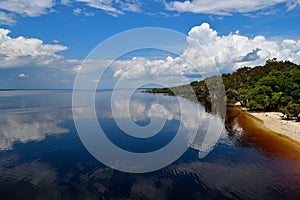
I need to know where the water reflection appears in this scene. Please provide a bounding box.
[0,91,72,150]
[72,90,224,172]
[76,90,225,159]
[0,91,300,199]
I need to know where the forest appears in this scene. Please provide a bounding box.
[147,59,300,120]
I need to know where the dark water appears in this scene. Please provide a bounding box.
[0,90,300,200]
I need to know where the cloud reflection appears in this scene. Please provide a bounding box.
[94,91,225,157]
[0,107,71,150]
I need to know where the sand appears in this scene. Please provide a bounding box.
[248,111,300,143]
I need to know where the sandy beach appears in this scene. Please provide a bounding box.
[247,111,300,144]
[227,106,300,161]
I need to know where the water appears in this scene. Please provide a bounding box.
[0,90,300,199]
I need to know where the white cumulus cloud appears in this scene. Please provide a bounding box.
[94,22,300,85]
[0,28,75,69]
[184,23,300,72]
[2,22,299,88]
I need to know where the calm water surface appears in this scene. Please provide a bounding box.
[0,90,300,200]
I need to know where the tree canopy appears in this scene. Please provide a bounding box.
[147,59,300,119]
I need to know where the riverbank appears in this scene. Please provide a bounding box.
[246,111,300,144]
[226,106,300,161]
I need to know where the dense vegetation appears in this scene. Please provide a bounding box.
[147,59,300,120]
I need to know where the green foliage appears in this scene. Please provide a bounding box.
[220,59,300,115]
[147,59,300,118]
[146,88,174,94]
[280,102,300,119]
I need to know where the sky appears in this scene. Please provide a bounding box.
[0,0,300,89]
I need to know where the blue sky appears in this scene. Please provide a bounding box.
[0,0,300,89]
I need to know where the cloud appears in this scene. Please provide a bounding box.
[120,1,142,12]
[2,22,300,88]
[73,7,95,16]
[76,0,124,15]
[0,0,297,25]
[0,0,143,24]
[61,0,71,6]
[286,0,300,10]
[165,0,300,15]
[0,28,76,69]
[52,39,60,43]
[0,11,16,25]
[240,48,261,62]
[18,73,29,78]
[85,22,300,85]
[184,23,300,72]
[0,0,55,17]
[73,8,82,15]
[76,0,142,16]
[74,56,201,87]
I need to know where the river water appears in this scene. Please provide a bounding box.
[0,90,299,200]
